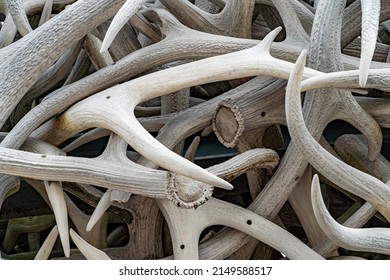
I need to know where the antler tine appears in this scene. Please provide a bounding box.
[0,0,124,130]
[311,174,390,255]
[184,136,201,162]
[0,14,17,48]
[100,0,145,53]
[312,134,390,257]
[359,0,380,87]
[0,175,19,212]
[87,134,131,231]
[0,133,70,258]
[34,226,58,260]
[285,49,390,222]
[7,0,32,36]
[62,128,110,153]
[44,181,70,257]
[38,0,53,26]
[161,196,324,260]
[70,229,111,260]
[86,189,115,232]
[33,28,303,191]
[301,68,390,93]
[207,148,279,180]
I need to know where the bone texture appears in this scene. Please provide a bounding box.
[0,0,389,261]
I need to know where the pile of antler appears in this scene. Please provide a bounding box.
[0,0,389,260]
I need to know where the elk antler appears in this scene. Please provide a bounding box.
[311,174,390,255]
[285,49,390,221]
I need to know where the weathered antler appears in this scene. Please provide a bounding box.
[2,0,390,261]
[311,174,390,255]
[6,0,32,36]
[0,0,124,129]
[31,28,301,190]
[285,49,390,221]
[100,0,145,53]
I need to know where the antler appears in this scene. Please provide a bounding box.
[285,49,390,221]
[2,0,390,261]
[31,28,301,190]
[311,174,390,255]
[6,0,32,36]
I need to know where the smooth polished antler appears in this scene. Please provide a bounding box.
[100,0,145,53]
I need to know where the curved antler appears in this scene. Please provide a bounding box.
[285,49,390,222]
[31,28,302,191]
[311,174,390,255]
[100,0,145,53]
[0,0,124,129]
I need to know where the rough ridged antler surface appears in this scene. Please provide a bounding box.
[0,0,390,262]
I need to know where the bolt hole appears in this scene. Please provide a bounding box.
[247,220,252,225]
[260,112,266,117]
[41,155,47,158]
[106,96,111,99]
[180,244,185,250]
[294,176,300,181]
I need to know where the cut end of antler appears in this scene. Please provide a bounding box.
[165,172,214,208]
[212,99,245,148]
